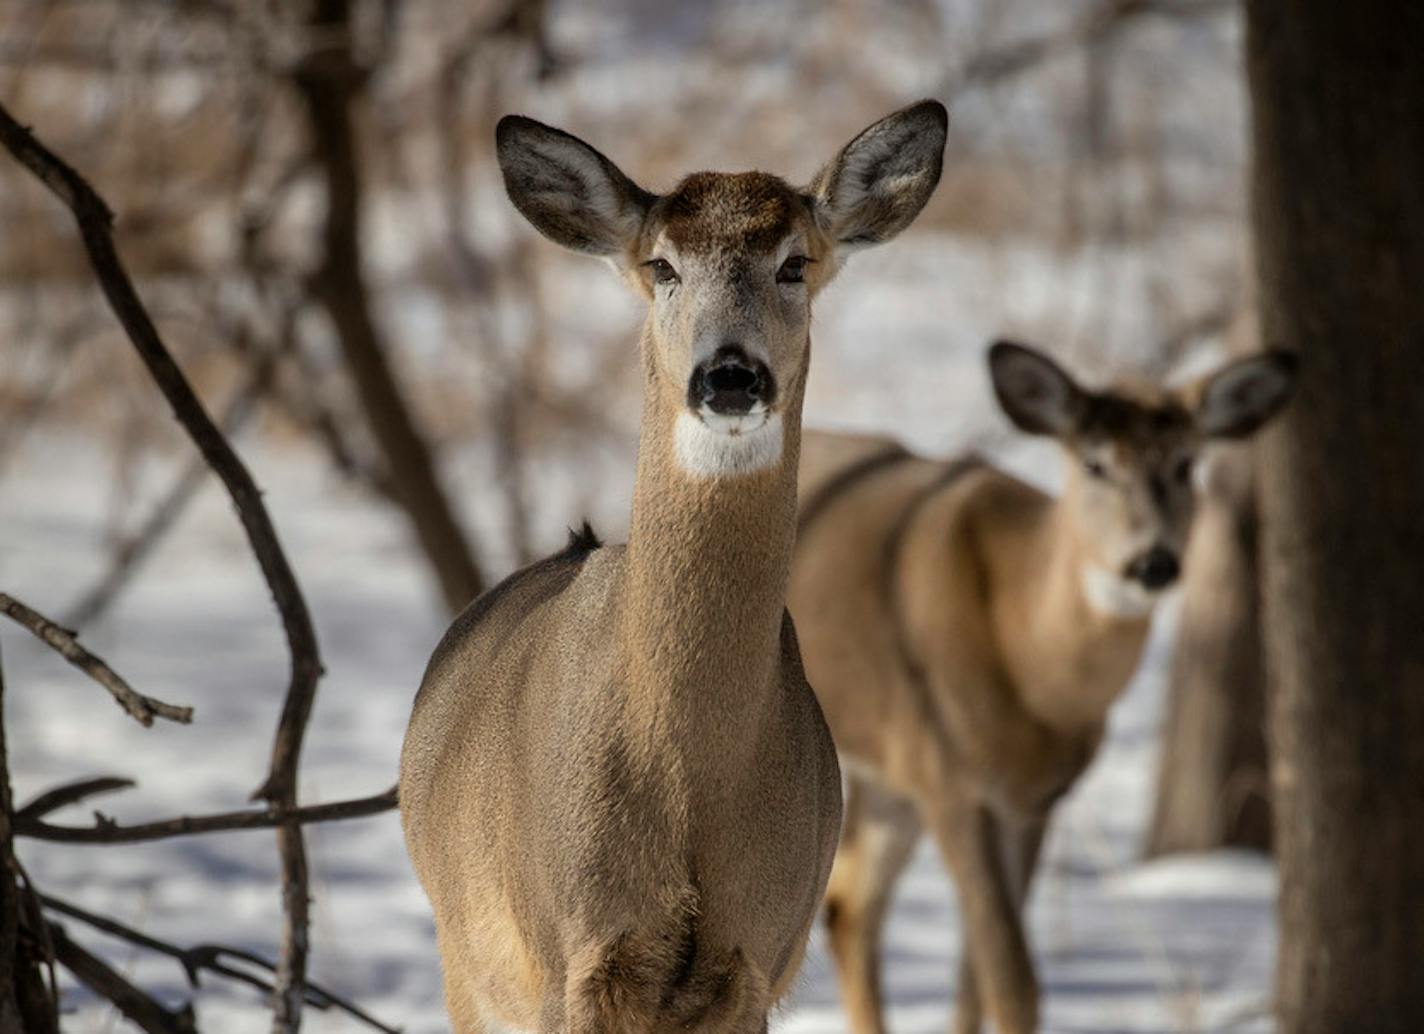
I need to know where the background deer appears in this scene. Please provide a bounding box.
[788,340,1296,1034]
[399,102,947,1032]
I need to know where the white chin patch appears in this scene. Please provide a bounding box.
[673,408,784,478]
[1081,564,1158,620]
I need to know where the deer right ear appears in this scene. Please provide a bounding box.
[808,99,948,256]
[1193,349,1298,438]
[496,115,656,259]
[987,340,1087,436]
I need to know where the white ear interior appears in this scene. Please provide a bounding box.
[810,100,947,255]
[1196,353,1297,438]
[497,116,653,258]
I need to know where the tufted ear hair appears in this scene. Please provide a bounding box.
[1192,349,1298,438]
[807,99,948,255]
[987,340,1089,437]
[496,115,657,259]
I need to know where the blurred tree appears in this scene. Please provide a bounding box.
[1146,446,1271,857]
[294,0,485,614]
[1247,2,1424,1030]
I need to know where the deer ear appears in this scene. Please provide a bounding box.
[1193,350,1298,438]
[496,115,656,259]
[987,340,1087,436]
[808,99,947,255]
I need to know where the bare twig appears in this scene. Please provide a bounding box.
[0,594,193,726]
[949,0,1236,95]
[38,895,401,1034]
[65,349,275,627]
[0,99,323,1029]
[15,785,398,844]
[48,922,197,1034]
[16,776,136,822]
[0,320,88,480]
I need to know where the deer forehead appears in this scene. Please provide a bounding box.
[1076,387,1195,457]
[650,171,814,257]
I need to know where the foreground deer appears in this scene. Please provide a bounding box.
[400,102,948,1032]
[789,341,1296,1034]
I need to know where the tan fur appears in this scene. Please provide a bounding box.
[789,342,1295,1034]
[401,103,947,1033]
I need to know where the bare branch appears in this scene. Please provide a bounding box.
[16,777,136,822]
[15,785,397,844]
[0,93,322,801]
[48,922,197,1034]
[0,594,193,727]
[38,896,401,1034]
[0,96,324,1029]
[64,348,274,627]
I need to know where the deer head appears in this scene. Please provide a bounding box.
[988,340,1297,616]
[496,102,948,478]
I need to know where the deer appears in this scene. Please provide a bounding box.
[399,100,949,1033]
[787,340,1296,1034]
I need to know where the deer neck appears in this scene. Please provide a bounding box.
[1009,484,1153,731]
[617,332,805,752]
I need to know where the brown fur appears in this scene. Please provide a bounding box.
[788,343,1296,1034]
[401,102,947,1033]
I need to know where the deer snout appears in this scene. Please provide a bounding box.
[1125,546,1180,591]
[687,345,775,417]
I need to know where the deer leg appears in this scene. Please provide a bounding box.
[950,813,1048,1034]
[823,772,922,1034]
[934,804,1039,1034]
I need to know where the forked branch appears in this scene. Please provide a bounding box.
[16,776,136,821]
[0,594,192,727]
[38,896,400,1034]
[16,785,398,844]
[47,922,197,1034]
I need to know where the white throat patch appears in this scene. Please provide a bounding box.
[674,409,784,478]
[1081,564,1157,620]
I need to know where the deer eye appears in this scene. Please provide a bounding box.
[1174,455,1194,483]
[646,258,679,285]
[777,255,810,284]
[1083,457,1109,479]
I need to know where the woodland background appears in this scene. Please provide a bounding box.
[2,1,1419,1032]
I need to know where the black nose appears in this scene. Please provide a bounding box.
[1126,547,1180,590]
[687,345,775,416]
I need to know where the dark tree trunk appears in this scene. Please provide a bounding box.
[1146,449,1271,857]
[1248,3,1424,1031]
[295,0,485,614]
[1,650,58,1034]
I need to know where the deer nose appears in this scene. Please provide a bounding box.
[1126,546,1180,590]
[687,345,775,416]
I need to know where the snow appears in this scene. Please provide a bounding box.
[3,413,1274,1034]
[1,2,1272,1028]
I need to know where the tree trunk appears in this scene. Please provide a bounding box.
[295,0,485,614]
[1248,3,1424,1031]
[0,648,58,1034]
[1146,448,1271,857]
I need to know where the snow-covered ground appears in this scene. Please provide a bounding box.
[4,374,1274,1034]
[0,0,1275,1028]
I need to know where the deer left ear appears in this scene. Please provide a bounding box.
[1194,350,1299,438]
[808,99,947,256]
[987,340,1087,437]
